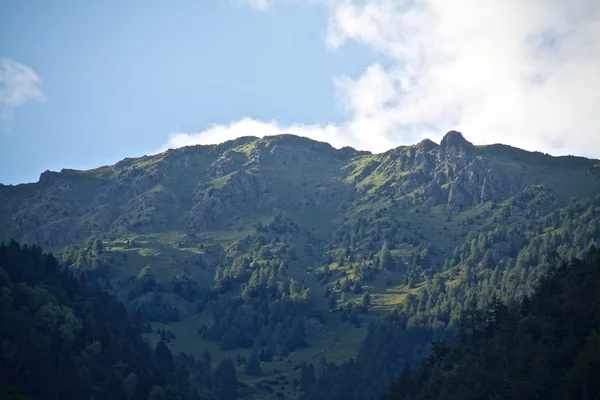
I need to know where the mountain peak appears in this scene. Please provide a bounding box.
[416,138,439,152]
[440,130,474,153]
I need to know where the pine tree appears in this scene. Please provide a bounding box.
[300,363,316,391]
[289,278,299,298]
[215,358,238,399]
[245,352,261,376]
[92,238,104,255]
[154,341,175,386]
[361,292,371,308]
[379,242,393,270]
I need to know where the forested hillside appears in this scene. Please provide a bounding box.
[302,194,600,399]
[0,242,247,400]
[1,131,599,399]
[383,247,600,400]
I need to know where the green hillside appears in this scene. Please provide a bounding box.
[383,247,600,400]
[1,131,600,399]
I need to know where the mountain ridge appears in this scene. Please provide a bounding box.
[2,131,599,247]
[2,131,597,190]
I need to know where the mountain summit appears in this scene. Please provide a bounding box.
[440,130,475,153]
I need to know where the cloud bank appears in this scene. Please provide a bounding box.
[164,117,343,151]
[0,58,46,128]
[166,0,600,158]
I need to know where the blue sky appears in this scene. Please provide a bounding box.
[1,0,599,185]
[0,1,384,184]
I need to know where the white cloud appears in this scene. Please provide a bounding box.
[323,0,600,157]
[168,0,600,158]
[239,0,271,12]
[163,117,345,151]
[0,58,45,127]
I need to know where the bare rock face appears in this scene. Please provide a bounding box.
[440,130,475,159]
[446,158,525,213]
[439,131,527,213]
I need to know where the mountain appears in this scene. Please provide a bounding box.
[1,131,600,399]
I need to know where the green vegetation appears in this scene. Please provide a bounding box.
[0,241,249,400]
[1,132,600,399]
[383,247,600,400]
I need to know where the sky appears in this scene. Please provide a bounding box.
[1,0,599,185]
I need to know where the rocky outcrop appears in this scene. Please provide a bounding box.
[445,157,527,213]
[208,150,249,178]
[346,131,536,213]
[440,130,475,158]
